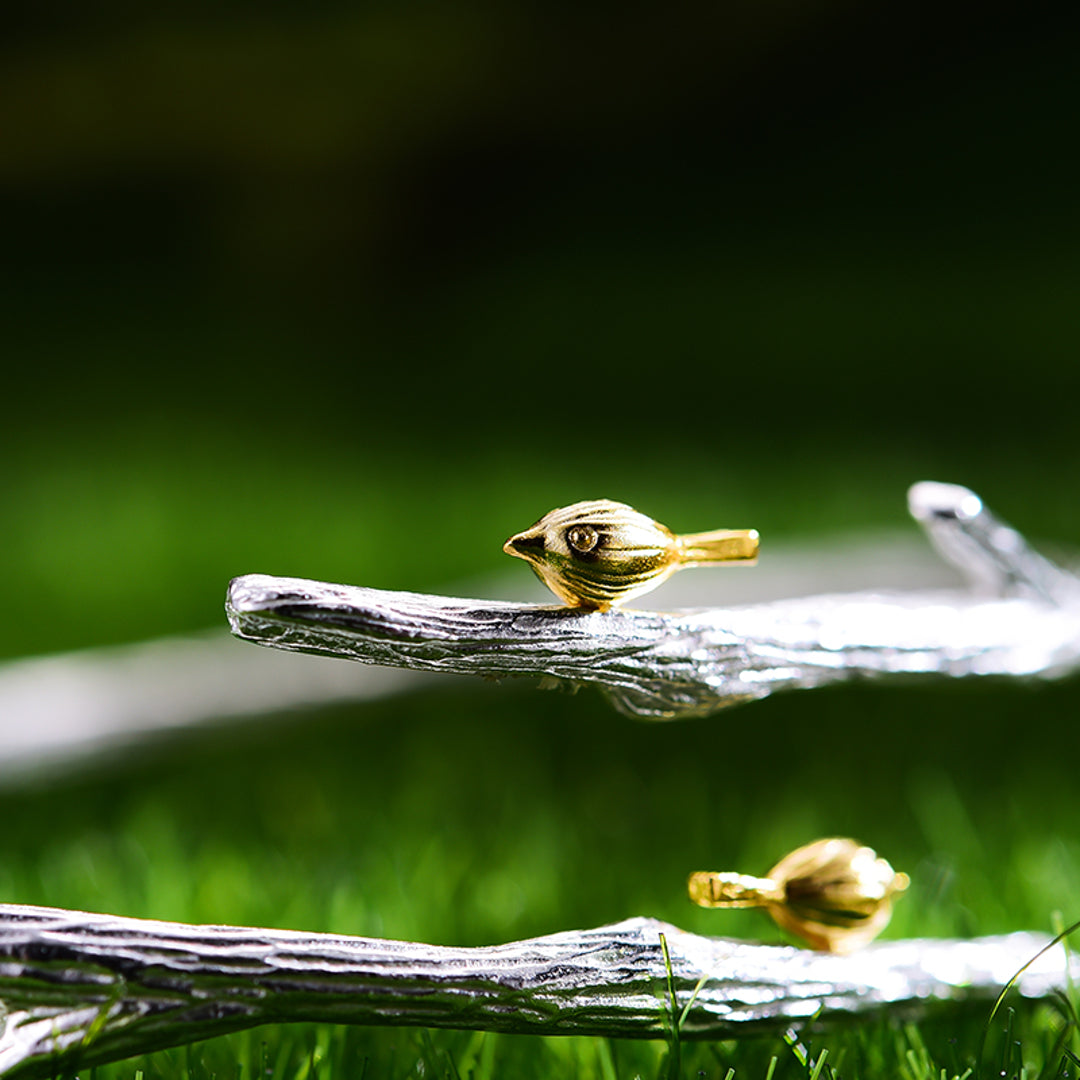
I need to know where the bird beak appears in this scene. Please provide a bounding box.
[503,529,545,560]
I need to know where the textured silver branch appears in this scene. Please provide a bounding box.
[226,482,1080,718]
[0,904,1073,1079]
[0,533,957,782]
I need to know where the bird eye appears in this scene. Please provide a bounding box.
[566,525,599,554]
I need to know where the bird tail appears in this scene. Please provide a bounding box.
[676,528,759,565]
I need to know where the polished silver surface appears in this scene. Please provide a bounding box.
[227,483,1080,718]
[0,904,1071,1078]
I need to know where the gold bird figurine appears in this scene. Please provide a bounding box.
[503,499,758,610]
[687,837,910,953]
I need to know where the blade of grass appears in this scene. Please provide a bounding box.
[979,916,1080,1078]
[658,933,681,1080]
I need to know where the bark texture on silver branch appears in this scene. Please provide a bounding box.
[226,482,1080,718]
[0,904,1073,1079]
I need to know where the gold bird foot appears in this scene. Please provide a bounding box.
[687,837,910,953]
[504,499,758,610]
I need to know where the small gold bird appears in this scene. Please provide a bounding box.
[503,499,758,611]
[687,838,911,953]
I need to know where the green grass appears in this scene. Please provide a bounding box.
[2,245,1079,1080]
[2,406,1078,1076]
[3,669,1079,1077]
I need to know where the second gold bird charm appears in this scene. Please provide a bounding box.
[687,838,910,953]
[503,499,759,610]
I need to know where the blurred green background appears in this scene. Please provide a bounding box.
[1,2,1079,1075]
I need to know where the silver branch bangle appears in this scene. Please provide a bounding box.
[0,904,1073,1079]
[225,482,1080,719]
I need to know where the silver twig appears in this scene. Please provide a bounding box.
[226,482,1080,718]
[0,904,1072,1078]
